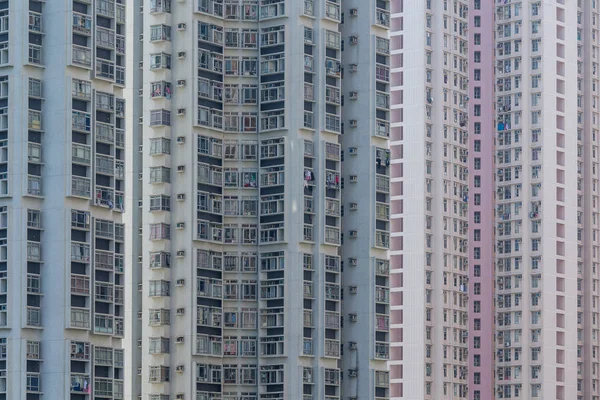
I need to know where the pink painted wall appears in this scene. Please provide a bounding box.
[468,0,495,398]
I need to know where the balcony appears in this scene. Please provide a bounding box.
[95,250,114,271]
[325,1,340,21]
[27,241,41,262]
[303,338,313,355]
[115,128,125,147]
[376,175,389,193]
[71,242,91,263]
[325,114,340,133]
[375,8,390,27]
[303,225,313,242]
[376,202,390,221]
[375,286,390,303]
[115,318,124,337]
[71,341,91,360]
[70,307,91,329]
[96,58,115,81]
[116,66,125,86]
[375,314,389,331]
[375,119,390,138]
[94,378,113,398]
[71,275,90,295]
[115,160,124,180]
[94,314,114,334]
[73,13,92,35]
[116,34,125,54]
[71,176,91,198]
[95,154,114,176]
[29,12,42,33]
[28,110,42,131]
[72,144,91,165]
[376,92,390,110]
[324,339,340,357]
[196,335,222,357]
[26,307,42,327]
[325,312,340,329]
[96,27,115,49]
[325,227,340,245]
[72,111,91,133]
[95,283,114,302]
[303,0,314,16]
[325,283,340,301]
[70,374,91,393]
[376,230,390,249]
[72,45,92,68]
[325,198,340,216]
[95,186,115,208]
[96,0,115,17]
[375,342,390,360]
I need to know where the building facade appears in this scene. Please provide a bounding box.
[390,0,470,398]
[0,0,127,399]
[129,0,391,399]
[392,0,600,399]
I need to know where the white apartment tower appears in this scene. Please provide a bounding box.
[0,0,128,399]
[129,0,391,400]
[390,0,470,398]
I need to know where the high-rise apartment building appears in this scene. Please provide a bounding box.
[392,0,600,399]
[0,0,127,399]
[390,0,470,398]
[128,0,391,399]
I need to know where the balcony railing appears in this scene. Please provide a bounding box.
[376,202,390,221]
[95,186,115,208]
[72,13,92,35]
[325,198,340,216]
[325,227,340,245]
[71,176,91,198]
[324,339,340,357]
[325,311,340,329]
[95,155,114,175]
[72,144,91,165]
[96,58,115,81]
[71,242,91,263]
[70,374,91,393]
[71,275,90,295]
[96,27,115,49]
[28,110,42,130]
[72,111,91,133]
[71,307,91,329]
[375,342,390,359]
[27,241,41,262]
[115,128,125,147]
[376,175,390,193]
[376,230,390,249]
[196,335,222,357]
[95,250,114,271]
[26,307,42,327]
[375,119,390,138]
[94,314,114,334]
[376,8,391,27]
[72,45,92,68]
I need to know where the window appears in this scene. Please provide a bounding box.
[150,24,171,41]
[474,355,481,366]
[474,176,481,187]
[474,158,481,170]
[149,167,171,184]
[474,122,481,134]
[150,223,170,240]
[474,283,481,295]
[149,280,170,297]
[474,212,481,223]
[473,51,481,63]
[149,138,171,154]
[474,34,481,45]
[473,301,481,313]
[474,69,481,81]
[474,140,481,152]
[474,319,481,330]
[474,247,481,259]
[474,87,481,99]
[474,372,481,384]
[474,229,481,241]
[474,193,481,205]
[474,16,481,27]
[474,336,481,348]
[474,104,481,116]
[150,53,171,70]
[474,265,481,277]
[149,195,171,211]
[150,109,171,126]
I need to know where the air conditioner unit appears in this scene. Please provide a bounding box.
[138,200,143,208]
[176,336,185,344]
[139,33,143,41]
[137,283,142,291]
[177,23,186,30]
[349,64,357,72]
[349,175,358,183]
[137,256,143,263]
[176,279,185,286]
[138,172,143,180]
[176,394,184,400]
[176,250,185,257]
[349,313,357,322]
[350,120,357,127]
[176,222,185,229]
[176,365,184,372]
[350,8,358,16]
[350,36,358,44]
[348,147,357,155]
[349,91,358,99]
[348,369,358,378]
[177,51,186,59]
[176,193,186,200]
[177,165,185,172]
[176,136,186,144]
[138,144,143,153]
[349,203,358,211]
[137,339,142,347]
[349,230,358,238]
[137,367,142,375]
[138,89,143,97]
[348,341,357,350]
[138,116,143,124]
[137,311,142,319]
[348,257,357,266]
[349,286,357,294]
[176,308,185,316]
[177,79,186,87]
[177,108,186,115]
